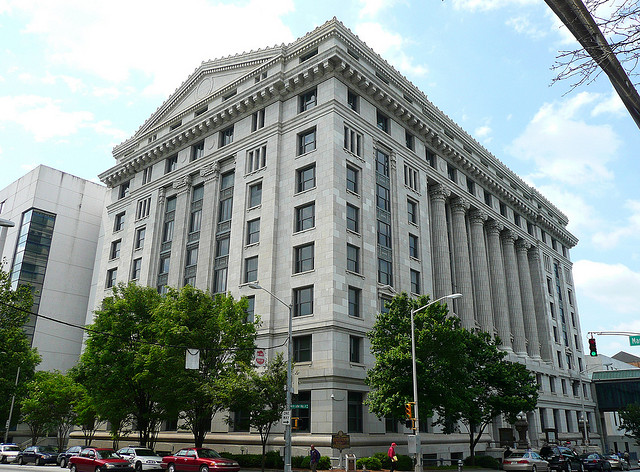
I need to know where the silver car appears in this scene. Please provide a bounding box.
[0,444,20,463]
[504,451,550,472]
[117,447,163,472]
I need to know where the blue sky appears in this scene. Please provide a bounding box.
[1,0,639,358]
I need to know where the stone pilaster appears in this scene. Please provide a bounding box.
[529,247,553,362]
[486,221,512,349]
[167,175,192,288]
[450,197,475,329]
[196,164,220,289]
[469,210,493,334]
[501,230,527,355]
[428,184,452,299]
[516,239,541,359]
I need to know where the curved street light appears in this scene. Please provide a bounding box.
[410,293,463,472]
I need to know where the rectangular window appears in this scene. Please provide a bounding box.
[409,234,419,259]
[350,335,362,363]
[377,220,392,248]
[295,202,315,232]
[159,255,170,274]
[346,204,359,233]
[376,110,389,133]
[119,181,130,199]
[213,267,227,294]
[131,258,142,280]
[220,125,234,147]
[484,190,492,207]
[293,285,313,317]
[142,166,152,185]
[245,296,255,323]
[244,256,258,283]
[347,244,360,273]
[500,202,507,217]
[375,149,389,176]
[191,141,205,161]
[248,182,262,208]
[298,128,316,155]
[106,268,117,288]
[376,184,390,211]
[296,164,316,193]
[110,240,121,260]
[447,164,456,182]
[466,177,475,195]
[405,130,415,151]
[568,290,574,306]
[165,155,178,174]
[186,246,198,267]
[299,88,317,112]
[194,106,207,117]
[163,220,174,243]
[346,165,359,194]
[348,286,361,318]
[184,276,196,288]
[407,200,418,225]
[378,258,392,285]
[411,269,421,294]
[514,213,521,226]
[246,218,260,245]
[222,89,237,101]
[169,121,181,130]
[550,377,556,393]
[347,90,359,112]
[251,109,265,131]
[136,197,151,220]
[344,125,363,157]
[294,243,314,273]
[246,144,267,173]
[134,227,146,250]
[293,335,312,362]
[557,351,563,369]
[114,212,125,232]
[404,164,419,191]
[348,391,363,433]
[425,148,436,168]
[300,48,317,62]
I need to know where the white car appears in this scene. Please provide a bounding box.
[0,444,20,463]
[117,447,163,472]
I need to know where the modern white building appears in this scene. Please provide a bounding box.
[87,19,597,460]
[0,165,107,373]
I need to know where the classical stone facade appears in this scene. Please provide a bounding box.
[88,19,598,459]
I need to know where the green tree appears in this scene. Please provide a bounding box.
[619,403,640,445]
[0,265,41,438]
[152,287,258,448]
[224,353,287,472]
[79,282,164,448]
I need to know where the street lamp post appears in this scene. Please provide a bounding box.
[249,283,293,472]
[410,293,463,472]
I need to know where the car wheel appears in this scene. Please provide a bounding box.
[18,456,24,465]
[37,457,43,466]
[200,465,209,472]
[135,462,142,472]
[1,456,6,464]
[96,466,102,472]
[60,458,67,468]
[71,464,77,472]
[533,466,538,472]
[168,463,176,472]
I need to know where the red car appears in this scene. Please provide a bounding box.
[161,448,239,472]
[69,448,134,472]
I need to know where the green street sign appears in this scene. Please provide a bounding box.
[629,336,640,346]
[291,403,309,409]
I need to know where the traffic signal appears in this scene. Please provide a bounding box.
[588,337,597,357]
[405,402,414,419]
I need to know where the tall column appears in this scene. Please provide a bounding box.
[196,163,220,288]
[167,175,192,288]
[501,230,527,355]
[450,197,475,329]
[486,221,512,350]
[469,210,494,334]
[529,247,553,362]
[428,184,452,299]
[516,239,541,359]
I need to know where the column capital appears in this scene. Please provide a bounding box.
[528,247,542,261]
[429,184,450,202]
[157,186,166,205]
[515,239,532,252]
[469,209,488,225]
[200,162,220,181]
[486,219,504,235]
[450,197,470,214]
[173,174,192,194]
[500,229,517,244]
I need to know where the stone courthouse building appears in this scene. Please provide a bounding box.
[87,19,598,459]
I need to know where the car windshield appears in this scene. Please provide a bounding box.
[5,446,20,451]
[96,450,119,460]
[40,446,57,453]
[135,449,156,456]
[508,453,528,459]
[197,449,221,459]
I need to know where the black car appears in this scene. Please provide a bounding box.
[540,446,584,472]
[580,453,612,472]
[58,446,83,468]
[16,445,59,465]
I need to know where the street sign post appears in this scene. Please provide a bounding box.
[630,336,640,346]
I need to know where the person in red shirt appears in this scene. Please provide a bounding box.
[388,443,397,472]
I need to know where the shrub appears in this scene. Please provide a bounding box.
[356,457,382,470]
[464,455,501,469]
[318,456,331,470]
[373,452,390,469]
[265,451,283,468]
[395,455,413,471]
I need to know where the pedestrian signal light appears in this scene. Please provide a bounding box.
[292,417,299,430]
[405,418,416,430]
[588,337,597,357]
[404,402,415,419]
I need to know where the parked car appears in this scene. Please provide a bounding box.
[503,451,550,472]
[580,453,613,472]
[69,448,133,472]
[604,455,630,471]
[161,448,240,472]
[58,446,84,468]
[0,444,20,463]
[540,446,584,472]
[117,447,163,472]
[16,445,59,466]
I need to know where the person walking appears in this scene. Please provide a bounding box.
[310,444,320,472]
[388,443,397,472]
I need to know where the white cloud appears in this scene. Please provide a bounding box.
[592,89,626,117]
[534,185,601,237]
[573,260,640,315]
[506,15,548,39]
[0,95,125,141]
[592,200,640,249]
[508,92,621,187]
[8,0,296,97]
[452,0,536,12]
[357,0,401,17]
[475,125,492,138]
[354,22,428,78]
